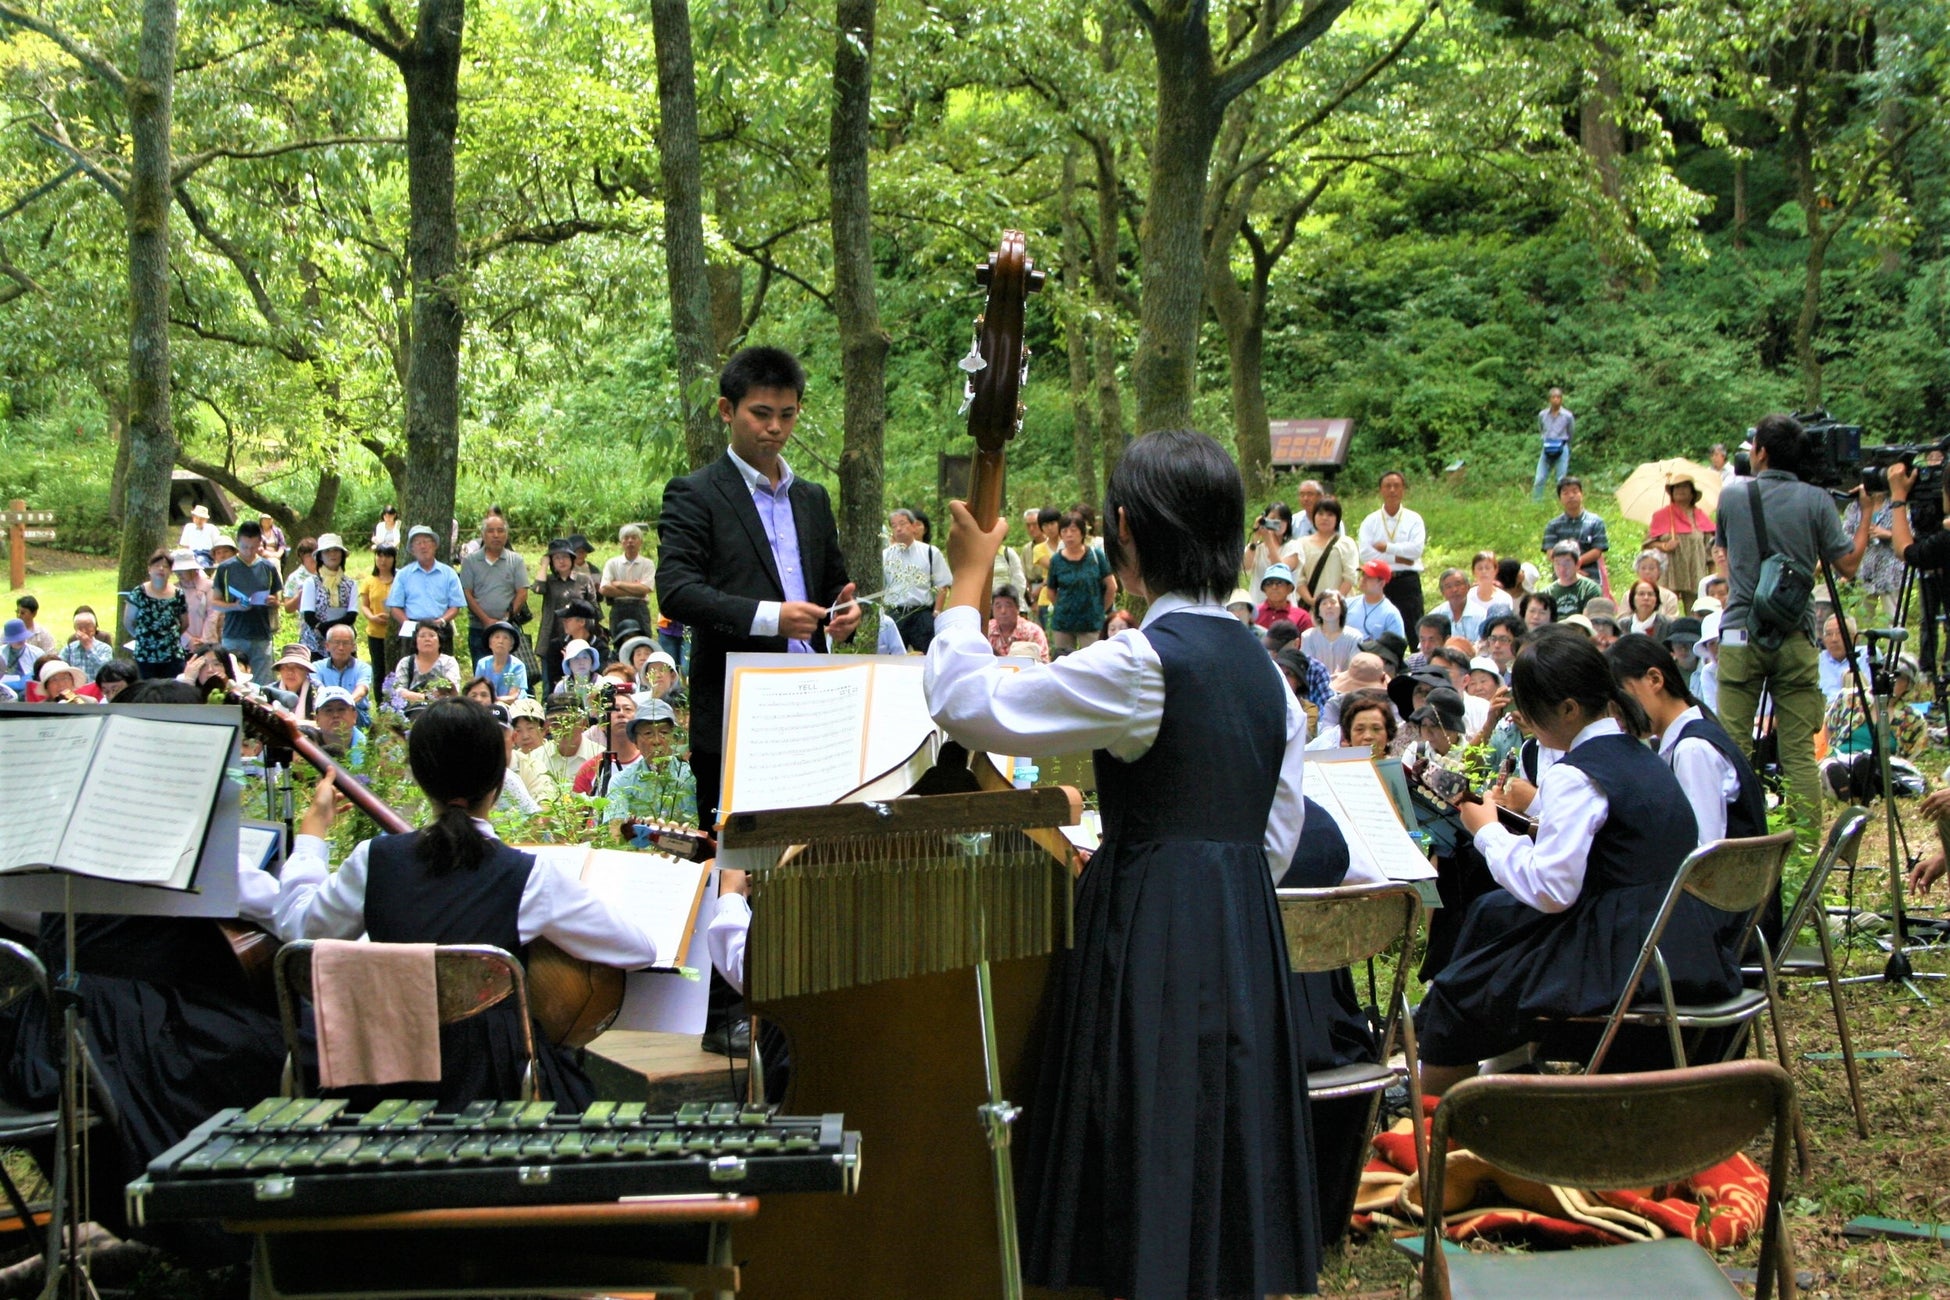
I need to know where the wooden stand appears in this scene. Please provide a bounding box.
[720,788,1079,1300]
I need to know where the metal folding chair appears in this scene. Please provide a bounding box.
[1417,1061,1798,1300]
[1746,806,1872,1138]
[274,941,540,1101]
[1557,832,1797,1076]
[1277,883,1427,1197]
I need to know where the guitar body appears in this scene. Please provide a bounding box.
[218,919,281,1010]
[525,939,626,1048]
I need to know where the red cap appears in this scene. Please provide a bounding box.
[1361,559,1393,582]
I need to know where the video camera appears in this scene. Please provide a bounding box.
[1749,409,1950,507]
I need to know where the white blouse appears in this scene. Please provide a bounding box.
[1471,718,1621,913]
[1658,706,1740,845]
[278,819,660,968]
[926,593,1308,880]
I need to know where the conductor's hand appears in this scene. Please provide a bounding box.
[300,769,338,840]
[1908,851,1946,895]
[944,500,1011,612]
[777,601,830,641]
[1886,462,1917,500]
[825,583,861,642]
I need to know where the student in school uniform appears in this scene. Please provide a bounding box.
[926,429,1320,1300]
[1416,629,1742,1093]
[1608,632,1779,945]
[278,699,659,1107]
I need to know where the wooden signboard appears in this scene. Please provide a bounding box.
[1268,418,1356,469]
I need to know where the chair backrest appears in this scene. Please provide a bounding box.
[1680,830,1797,918]
[1424,1061,1797,1300]
[0,940,49,1016]
[1278,882,1422,1068]
[274,941,537,1100]
[1777,807,1869,954]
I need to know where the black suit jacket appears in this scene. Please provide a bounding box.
[655,453,851,755]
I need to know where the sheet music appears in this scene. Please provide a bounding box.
[721,664,874,811]
[238,824,283,877]
[580,849,709,971]
[1306,755,1436,883]
[0,714,102,871]
[61,715,232,887]
[859,659,938,782]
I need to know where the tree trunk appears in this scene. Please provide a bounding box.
[829,0,888,594]
[1207,249,1271,492]
[1579,63,1624,203]
[106,398,131,522]
[1060,149,1098,506]
[401,0,465,559]
[1131,22,1220,434]
[1788,110,1825,408]
[1732,153,1747,251]
[652,0,722,473]
[117,0,178,644]
[1091,140,1126,486]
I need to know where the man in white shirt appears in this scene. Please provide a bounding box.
[883,507,951,652]
[177,503,221,554]
[1357,470,1426,627]
[600,523,657,636]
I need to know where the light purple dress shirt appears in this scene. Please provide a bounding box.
[726,448,813,653]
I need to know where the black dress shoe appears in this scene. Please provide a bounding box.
[701,1018,752,1057]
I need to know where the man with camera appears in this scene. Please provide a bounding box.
[1716,413,1873,844]
[1881,459,1950,892]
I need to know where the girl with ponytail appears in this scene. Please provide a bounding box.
[276,699,659,1105]
[1609,632,1779,942]
[1416,627,1743,1094]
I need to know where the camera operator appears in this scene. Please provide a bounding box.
[1882,459,1950,894]
[1716,413,1873,844]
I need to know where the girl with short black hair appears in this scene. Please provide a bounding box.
[1418,631,1739,1094]
[929,428,1322,1299]
[278,699,659,1105]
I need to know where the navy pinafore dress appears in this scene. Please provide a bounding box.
[1675,714,1780,943]
[1017,611,1321,1299]
[361,831,595,1109]
[1417,733,1739,1068]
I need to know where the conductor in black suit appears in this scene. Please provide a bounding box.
[656,346,860,827]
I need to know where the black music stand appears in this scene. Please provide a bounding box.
[0,703,244,1300]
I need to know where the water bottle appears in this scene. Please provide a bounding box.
[1013,758,1039,790]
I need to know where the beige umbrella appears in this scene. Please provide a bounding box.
[1613,458,1721,526]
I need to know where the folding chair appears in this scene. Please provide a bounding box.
[1277,883,1427,1199]
[1745,807,1871,1138]
[1416,1061,1798,1300]
[274,941,541,1102]
[1558,832,1797,1076]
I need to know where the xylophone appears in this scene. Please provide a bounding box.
[126,1098,860,1226]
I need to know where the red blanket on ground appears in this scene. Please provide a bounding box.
[1353,1101,1769,1249]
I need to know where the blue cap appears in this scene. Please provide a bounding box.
[1260,563,1296,590]
[2,619,25,645]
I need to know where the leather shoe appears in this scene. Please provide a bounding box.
[701,1018,751,1057]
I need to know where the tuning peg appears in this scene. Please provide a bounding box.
[958,334,987,374]
[975,255,994,287]
[1027,267,1047,293]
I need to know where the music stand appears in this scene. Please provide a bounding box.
[0,702,244,1299]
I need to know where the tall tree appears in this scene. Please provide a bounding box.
[651,0,721,472]
[276,0,467,556]
[1127,0,1353,433]
[830,0,888,590]
[120,0,178,613]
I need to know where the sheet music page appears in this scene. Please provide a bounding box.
[1307,756,1436,882]
[0,714,103,871]
[60,714,233,887]
[580,849,709,970]
[1300,772,1384,886]
[237,824,283,878]
[721,663,875,811]
[858,658,939,782]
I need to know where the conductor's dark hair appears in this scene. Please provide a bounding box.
[719,346,806,405]
[1753,413,1807,474]
[1511,626,1648,736]
[1101,428,1245,600]
[116,678,204,705]
[1607,633,1698,707]
[407,700,507,876]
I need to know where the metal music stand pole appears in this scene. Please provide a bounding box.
[46,877,92,1300]
[961,835,1024,1300]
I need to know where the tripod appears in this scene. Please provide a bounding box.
[1820,558,1947,1001]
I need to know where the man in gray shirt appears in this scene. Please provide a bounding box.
[459,513,530,664]
[1531,387,1574,501]
[1716,413,1871,844]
